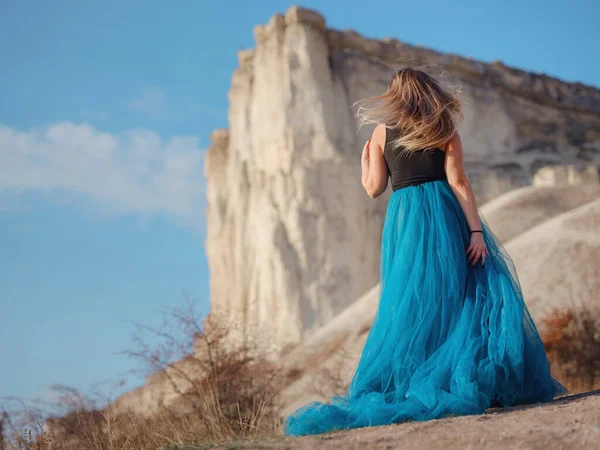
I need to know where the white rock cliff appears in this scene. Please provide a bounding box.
[205,6,600,353]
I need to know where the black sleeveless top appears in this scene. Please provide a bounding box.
[384,126,447,191]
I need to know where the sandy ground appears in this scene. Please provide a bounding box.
[184,390,600,450]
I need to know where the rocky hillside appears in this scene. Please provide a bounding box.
[479,180,599,242]
[205,6,600,354]
[506,197,600,320]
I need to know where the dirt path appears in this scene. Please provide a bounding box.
[186,390,600,450]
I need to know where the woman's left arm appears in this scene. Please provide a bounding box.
[444,132,488,266]
[361,124,389,198]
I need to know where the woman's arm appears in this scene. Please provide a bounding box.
[444,133,488,266]
[361,124,389,198]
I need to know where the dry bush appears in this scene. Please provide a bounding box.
[0,407,55,450]
[3,401,215,450]
[2,299,286,449]
[119,300,286,440]
[541,306,600,392]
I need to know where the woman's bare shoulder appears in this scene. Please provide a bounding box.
[444,132,462,152]
[371,124,387,152]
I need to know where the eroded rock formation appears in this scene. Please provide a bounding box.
[205,6,600,353]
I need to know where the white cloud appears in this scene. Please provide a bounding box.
[127,87,167,117]
[0,122,206,229]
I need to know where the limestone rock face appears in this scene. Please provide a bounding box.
[205,6,600,352]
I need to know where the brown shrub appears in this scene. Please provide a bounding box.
[541,306,600,391]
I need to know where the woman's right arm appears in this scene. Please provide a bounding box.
[444,133,488,266]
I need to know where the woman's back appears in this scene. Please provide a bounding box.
[383,126,447,191]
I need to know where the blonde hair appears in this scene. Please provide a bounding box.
[356,68,463,152]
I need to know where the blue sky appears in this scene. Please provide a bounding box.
[1,0,598,406]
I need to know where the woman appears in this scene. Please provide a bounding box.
[283,68,566,436]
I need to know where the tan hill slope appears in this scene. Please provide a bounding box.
[506,197,600,322]
[480,182,600,243]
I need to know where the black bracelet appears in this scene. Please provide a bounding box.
[469,230,483,234]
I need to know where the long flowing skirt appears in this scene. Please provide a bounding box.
[283,179,566,436]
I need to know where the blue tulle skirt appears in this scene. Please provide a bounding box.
[283,179,566,436]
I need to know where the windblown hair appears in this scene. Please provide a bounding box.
[357,68,463,152]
